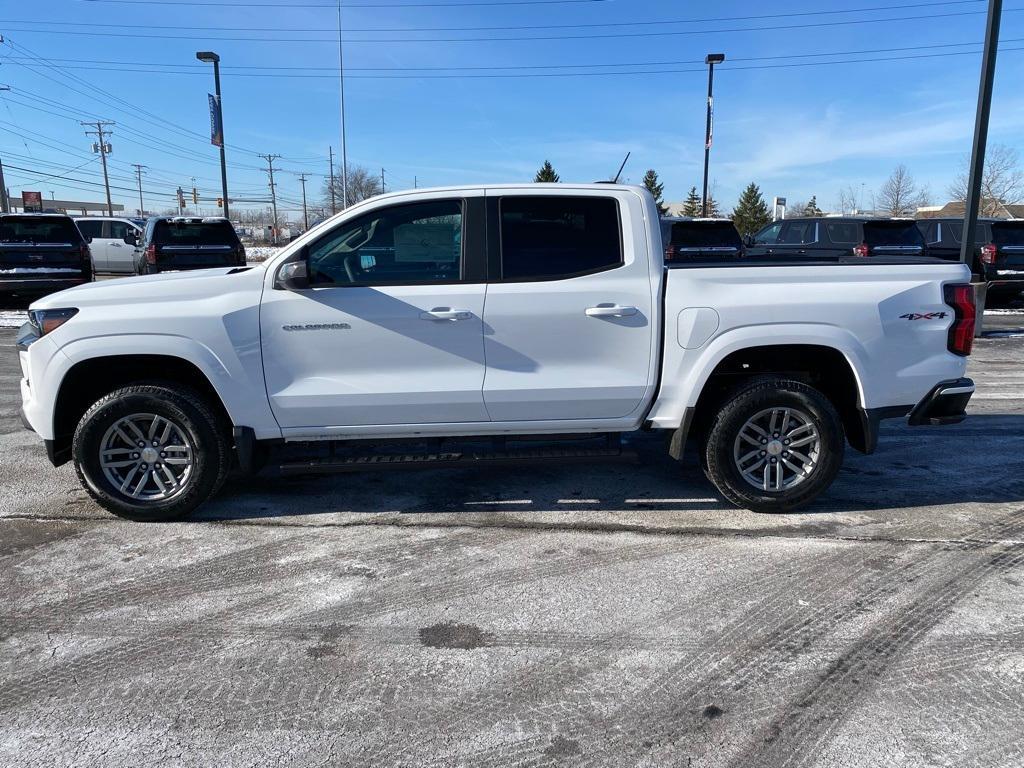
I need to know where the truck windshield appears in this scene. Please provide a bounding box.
[863,221,925,247]
[153,220,238,246]
[0,216,81,244]
[669,222,742,248]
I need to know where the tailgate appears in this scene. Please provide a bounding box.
[158,244,236,265]
[0,243,86,276]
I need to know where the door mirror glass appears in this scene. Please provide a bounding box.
[277,259,310,290]
[124,231,138,246]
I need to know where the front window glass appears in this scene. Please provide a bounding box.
[308,200,463,285]
[753,222,782,244]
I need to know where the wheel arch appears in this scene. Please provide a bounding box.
[50,353,235,466]
[668,342,872,459]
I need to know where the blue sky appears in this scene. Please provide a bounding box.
[1,0,1022,218]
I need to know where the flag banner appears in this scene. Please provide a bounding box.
[209,94,224,148]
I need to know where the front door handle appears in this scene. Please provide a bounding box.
[585,304,639,318]
[420,308,474,321]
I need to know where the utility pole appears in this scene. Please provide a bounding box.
[82,120,115,216]
[414,175,417,189]
[0,86,9,213]
[380,167,385,194]
[131,164,147,216]
[297,173,310,231]
[328,145,337,215]
[337,0,349,209]
[259,153,281,244]
[701,54,725,218]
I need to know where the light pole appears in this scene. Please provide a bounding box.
[196,51,229,219]
[702,53,725,218]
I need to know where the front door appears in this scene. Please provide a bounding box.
[481,191,656,422]
[260,193,489,430]
[105,220,138,273]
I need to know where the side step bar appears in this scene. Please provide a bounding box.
[277,444,638,477]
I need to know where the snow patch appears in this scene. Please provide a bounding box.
[0,267,82,274]
[0,311,27,328]
[245,246,283,263]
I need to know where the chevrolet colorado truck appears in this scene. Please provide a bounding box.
[17,184,976,521]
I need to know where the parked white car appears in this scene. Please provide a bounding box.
[21,184,975,520]
[74,217,142,274]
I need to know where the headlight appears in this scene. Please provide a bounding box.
[28,308,79,337]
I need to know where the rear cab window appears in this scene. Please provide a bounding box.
[941,221,988,244]
[991,222,1024,246]
[668,221,742,248]
[499,196,621,280]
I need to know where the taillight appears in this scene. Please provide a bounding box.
[145,244,157,264]
[853,242,870,258]
[980,243,997,264]
[79,243,91,262]
[944,283,976,357]
[238,243,247,264]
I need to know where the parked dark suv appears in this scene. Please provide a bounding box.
[660,217,744,262]
[136,216,245,275]
[746,217,928,261]
[916,217,1024,302]
[0,213,93,300]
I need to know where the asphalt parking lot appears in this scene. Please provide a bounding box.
[1,314,1023,767]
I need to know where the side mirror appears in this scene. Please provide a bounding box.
[743,234,755,247]
[124,232,138,246]
[85,236,94,244]
[276,259,310,290]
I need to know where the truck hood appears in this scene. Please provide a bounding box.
[29,265,266,310]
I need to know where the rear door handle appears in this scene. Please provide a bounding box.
[585,304,638,318]
[420,308,474,321]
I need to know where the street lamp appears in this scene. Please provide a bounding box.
[196,51,229,219]
[702,53,725,218]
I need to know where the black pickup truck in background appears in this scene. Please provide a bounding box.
[916,217,1024,304]
[0,213,93,301]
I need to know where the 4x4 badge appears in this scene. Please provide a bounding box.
[900,312,948,321]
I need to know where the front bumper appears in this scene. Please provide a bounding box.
[908,377,975,426]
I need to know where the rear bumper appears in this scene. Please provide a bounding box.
[908,377,974,426]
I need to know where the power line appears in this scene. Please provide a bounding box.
[0,1,989,33]
[80,0,609,6]
[4,7,1018,43]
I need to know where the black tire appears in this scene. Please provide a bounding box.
[72,384,231,521]
[702,377,844,513]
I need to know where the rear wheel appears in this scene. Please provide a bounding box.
[702,377,844,513]
[72,384,231,521]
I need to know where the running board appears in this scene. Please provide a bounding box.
[277,444,638,476]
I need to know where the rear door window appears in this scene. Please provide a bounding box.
[825,221,859,245]
[0,216,81,244]
[668,221,742,248]
[863,221,926,247]
[76,219,104,241]
[778,221,817,245]
[153,220,239,246]
[499,196,621,281]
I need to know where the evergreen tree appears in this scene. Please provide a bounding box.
[731,182,773,236]
[534,160,560,183]
[803,195,823,216]
[705,195,722,218]
[680,186,702,217]
[642,169,668,215]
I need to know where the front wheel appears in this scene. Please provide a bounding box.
[72,385,231,521]
[702,378,845,513]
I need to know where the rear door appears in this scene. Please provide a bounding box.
[862,220,926,257]
[481,190,655,422]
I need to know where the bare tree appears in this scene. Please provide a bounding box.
[876,165,928,216]
[785,200,807,217]
[323,164,383,209]
[948,144,1024,217]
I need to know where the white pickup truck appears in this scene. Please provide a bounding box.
[18,184,977,521]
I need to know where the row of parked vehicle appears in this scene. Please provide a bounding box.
[662,214,1024,303]
[0,212,246,300]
